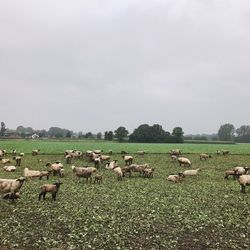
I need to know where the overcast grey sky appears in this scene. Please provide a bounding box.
[0,0,250,134]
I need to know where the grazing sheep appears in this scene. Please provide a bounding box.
[1,158,11,164]
[200,153,212,160]
[0,177,26,198]
[113,166,123,181]
[32,149,40,156]
[72,166,97,182]
[39,182,63,201]
[13,156,22,166]
[237,175,250,193]
[167,173,185,183]
[0,149,5,157]
[143,167,154,178]
[216,150,221,155]
[224,170,237,180]
[170,149,181,156]
[183,168,200,176]
[3,166,16,172]
[108,150,113,155]
[39,170,52,180]
[19,153,25,156]
[121,166,133,177]
[122,155,133,166]
[46,162,64,177]
[100,155,111,163]
[94,174,103,184]
[178,157,192,167]
[121,150,128,154]
[130,164,149,176]
[94,157,101,168]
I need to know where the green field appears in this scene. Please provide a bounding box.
[0,140,250,249]
[0,139,250,155]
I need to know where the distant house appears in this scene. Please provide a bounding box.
[31,133,39,139]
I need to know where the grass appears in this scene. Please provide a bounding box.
[0,141,250,249]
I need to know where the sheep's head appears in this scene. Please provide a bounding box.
[16,177,26,182]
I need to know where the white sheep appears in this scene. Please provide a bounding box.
[171,155,177,161]
[1,158,11,164]
[94,149,103,154]
[32,149,40,156]
[178,157,192,167]
[122,155,133,165]
[46,162,64,177]
[170,149,181,156]
[200,153,212,160]
[24,168,41,178]
[113,166,123,181]
[234,166,249,175]
[0,177,26,198]
[183,168,200,176]
[3,166,16,172]
[237,175,250,193]
[105,160,118,170]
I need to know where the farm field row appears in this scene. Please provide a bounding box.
[0,139,250,155]
[0,146,249,249]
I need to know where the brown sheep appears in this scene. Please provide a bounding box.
[38,182,62,201]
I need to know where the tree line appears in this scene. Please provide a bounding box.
[0,122,184,143]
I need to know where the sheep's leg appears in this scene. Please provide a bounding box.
[241,185,245,193]
[43,192,47,200]
[52,192,56,201]
[39,192,43,201]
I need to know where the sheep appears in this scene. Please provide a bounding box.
[130,164,149,176]
[94,149,103,154]
[39,170,52,180]
[178,157,192,167]
[183,168,200,176]
[24,168,41,178]
[216,150,221,155]
[237,175,250,193]
[143,167,155,178]
[0,177,26,198]
[137,150,145,156]
[166,173,185,183]
[72,166,97,182]
[122,155,133,166]
[19,153,25,156]
[108,150,113,155]
[105,160,118,170]
[32,149,40,156]
[65,154,72,164]
[100,155,111,163]
[94,157,101,168]
[13,156,22,166]
[11,149,17,156]
[113,166,123,181]
[1,158,11,164]
[39,182,63,201]
[46,162,64,177]
[88,152,101,163]
[0,149,6,157]
[171,155,177,161]
[170,149,181,156]
[121,166,133,177]
[3,166,16,172]
[121,150,128,154]
[200,153,212,160]
[94,174,103,184]
[234,166,249,175]
[224,170,237,180]
[222,150,229,156]
[3,192,20,201]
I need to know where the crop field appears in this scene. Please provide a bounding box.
[0,140,250,249]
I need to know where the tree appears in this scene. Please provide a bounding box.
[172,127,184,143]
[218,123,235,141]
[97,132,102,140]
[104,131,113,141]
[235,125,250,142]
[48,127,64,138]
[114,127,129,142]
[0,122,6,136]
[85,132,94,139]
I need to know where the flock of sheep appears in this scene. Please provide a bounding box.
[0,147,249,202]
